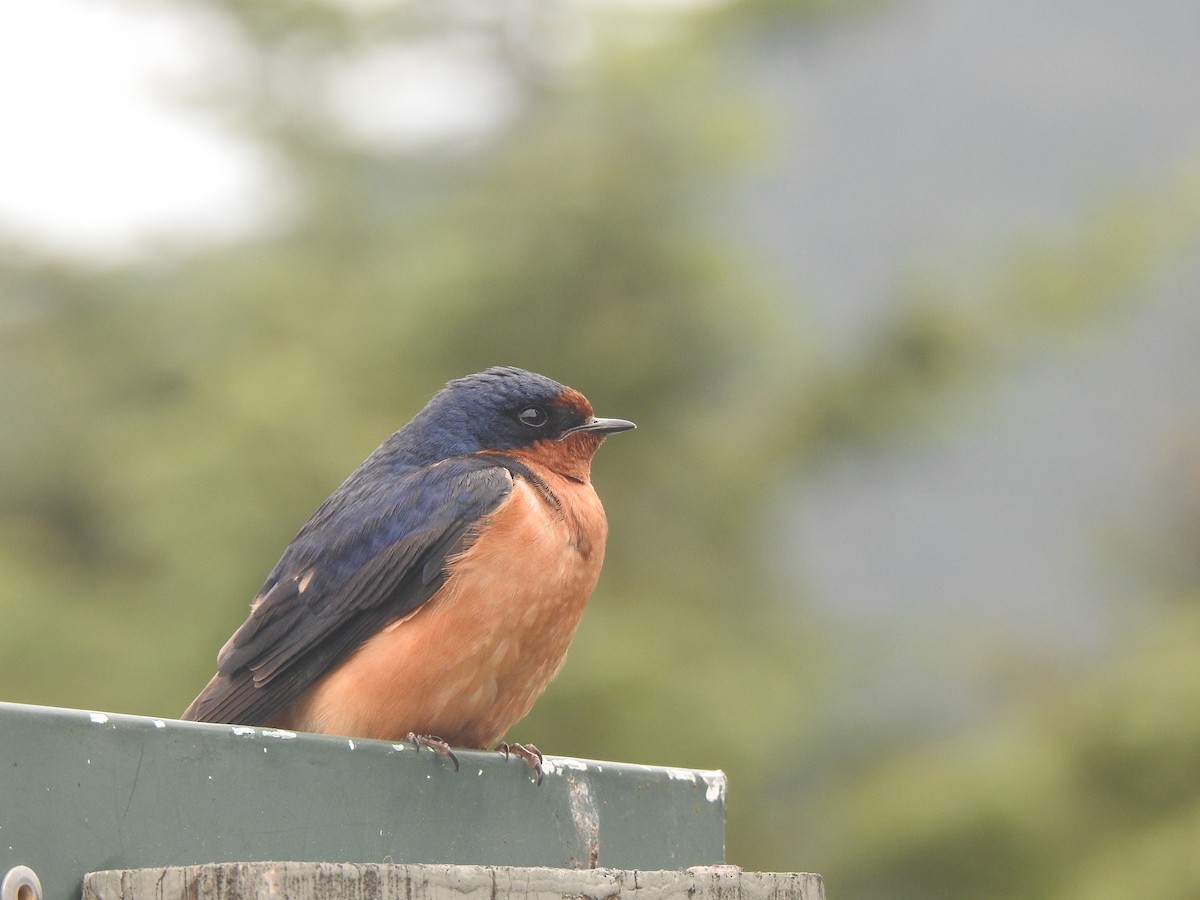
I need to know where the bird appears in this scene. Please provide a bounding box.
[182,366,634,775]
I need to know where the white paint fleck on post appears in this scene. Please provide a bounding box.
[702,771,727,803]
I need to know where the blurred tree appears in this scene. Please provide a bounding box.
[796,591,1200,899]
[763,176,1200,892]
[2,0,1200,886]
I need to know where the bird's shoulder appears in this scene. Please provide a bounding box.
[213,454,519,675]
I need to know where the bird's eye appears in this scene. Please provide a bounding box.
[517,405,549,428]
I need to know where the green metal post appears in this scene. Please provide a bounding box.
[0,702,726,900]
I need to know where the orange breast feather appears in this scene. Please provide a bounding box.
[276,470,607,748]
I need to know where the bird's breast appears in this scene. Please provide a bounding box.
[279,472,608,748]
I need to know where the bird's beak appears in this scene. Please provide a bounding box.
[560,417,637,438]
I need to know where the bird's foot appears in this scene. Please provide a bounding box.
[405,732,459,772]
[496,741,544,784]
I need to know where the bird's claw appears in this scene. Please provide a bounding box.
[496,741,544,784]
[406,732,459,772]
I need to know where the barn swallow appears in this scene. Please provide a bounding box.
[182,367,634,776]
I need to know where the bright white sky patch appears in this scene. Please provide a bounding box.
[0,1,699,256]
[325,38,520,150]
[0,0,266,256]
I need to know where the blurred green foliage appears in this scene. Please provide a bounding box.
[2,0,1200,894]
[797,600,1200,899]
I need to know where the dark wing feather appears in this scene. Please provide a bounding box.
[182,458,514,725]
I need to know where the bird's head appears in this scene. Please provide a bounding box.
[401,367,635,480]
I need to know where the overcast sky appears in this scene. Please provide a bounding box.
[738,0,1200,674]
[0,1,267,253]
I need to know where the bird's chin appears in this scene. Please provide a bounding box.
[510,437,599,483]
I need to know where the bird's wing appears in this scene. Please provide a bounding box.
[182,458,514,726]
